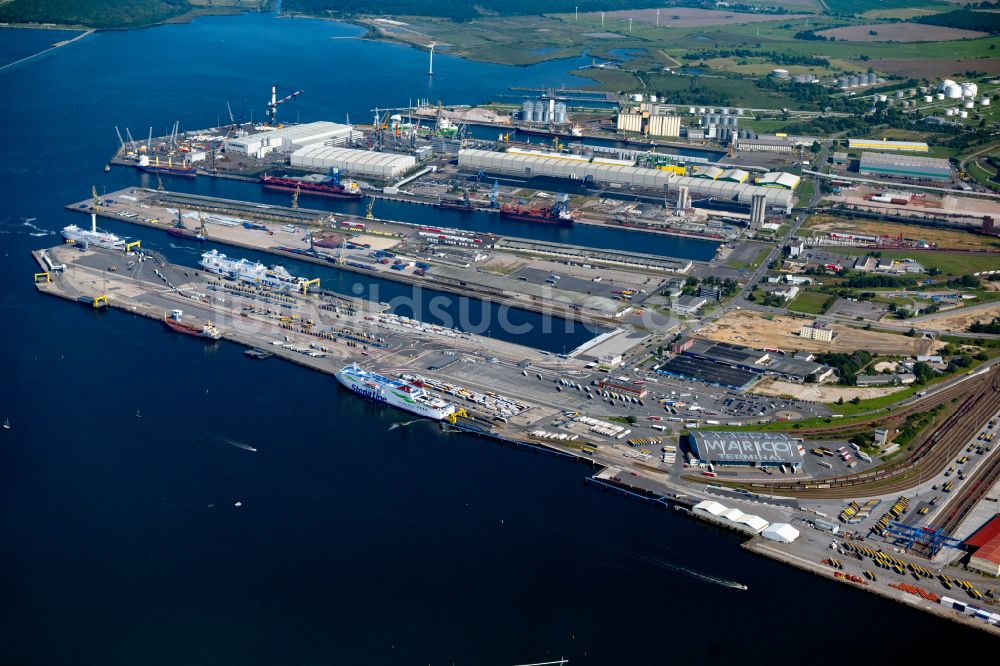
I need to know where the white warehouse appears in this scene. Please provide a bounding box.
[291,145,416,179]
[458,149,794,209]
[224,121,358,158]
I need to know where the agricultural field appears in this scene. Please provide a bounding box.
[600,8,816,28]
[817,22,987,42]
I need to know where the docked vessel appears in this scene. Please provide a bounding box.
[62,213,126,249]
[433,189,475,211]
[199,249,312,292]
[261,168,362,199]
[499,192,573,226]
[163,310,221,340]
[167,226,206,241]
[336,364,456,421]
[137,154,196,177]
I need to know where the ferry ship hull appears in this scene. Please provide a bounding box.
[335,368,455,421]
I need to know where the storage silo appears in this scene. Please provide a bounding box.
[940,79,956,91]
[960,111,969,119]
[849,75,861,87]
[946,108,955,116]
[964,100,975,109]
[554,103,567,124]
[936,92,945,100]
[521,100,535,122]
[981,97,992,106]
[532,103,544,122]
[946,83,963,99]
[924,95,933,103]
[838,76,850,88]
[722,108,730,115]
[963,83,979,98]
[868,72,878,85]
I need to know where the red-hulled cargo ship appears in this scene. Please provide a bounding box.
[163,313,222,339]
[498,193,573,226]
[261,171,363,199]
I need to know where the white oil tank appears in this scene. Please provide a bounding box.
[946,108,955,116]
[940,79,956,91]
[964,100,975,109]
[924,95,933,103]
[961,82,978,98]
[945,83,963,99]
[981,97,992,106]
[960,111,969,119]
[937,92,945,100]
[688,106,696,114]
[877,94,888,102]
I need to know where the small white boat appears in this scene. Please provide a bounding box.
[3,418,9,430]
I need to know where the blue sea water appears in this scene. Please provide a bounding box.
[1,12,996,664]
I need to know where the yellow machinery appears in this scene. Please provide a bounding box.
[291,184,300,209]
[124,240,141,253]
[656,164,687,176]
[365,196,375,220]
[446,408,469,425]
[300,277,320,294]
[34,272,52,284]
[92,295,108,309]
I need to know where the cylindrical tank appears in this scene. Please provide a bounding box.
[771,68,789,79]
[554,102,567,124]
[919,86,928,94]
[940,79,956,91]
[532,104,544,122]
[849,75,861,87]
[878,94,888,102]
[964,100,975,109]
[946,108,955,116]
[722,108,730,115]
[961,111,969,119]
[736,108,744,116]
[945,83,963,99]
[924,95,933,103]
[649,95,658,103]
[838,76,850,88]
[961,83,978,98]
[936,92,945,100]
[868,73,878,85]
[895,90,904,98]
[698,107,706,114]
[981,97,992,106]
[908,88,916,97]
[521,100,535,122]
[688,106,696,114]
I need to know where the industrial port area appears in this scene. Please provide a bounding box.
[34,82,1000,637]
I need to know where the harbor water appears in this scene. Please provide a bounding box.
[1,12,995,663]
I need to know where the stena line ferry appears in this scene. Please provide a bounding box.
[335,364,456,421]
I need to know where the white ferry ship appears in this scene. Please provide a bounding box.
[336,364,456,421]
[199,249,310,292]
[62,213,125,249]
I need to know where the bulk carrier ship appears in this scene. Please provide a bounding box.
[137,154,197,177]
[498,192,573,226]
[336,364,456,421]
[261,168,362,199]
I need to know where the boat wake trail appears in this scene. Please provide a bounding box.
[219,436,257,452]
[630,551,747,590]
[388,419,424,431]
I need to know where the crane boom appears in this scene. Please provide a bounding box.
[267,85,304,124]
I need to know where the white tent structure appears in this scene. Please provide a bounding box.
[762,523,800,543]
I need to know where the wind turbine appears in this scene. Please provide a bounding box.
[428,42,437,76]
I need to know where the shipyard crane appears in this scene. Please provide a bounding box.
[489,180,500,208]
[291,184,300,209]
[92,185,100,212]
[267,85,304,125]
[365,196,375,220]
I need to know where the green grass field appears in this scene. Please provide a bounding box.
[787,290,832,314]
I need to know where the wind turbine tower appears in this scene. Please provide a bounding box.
[428,42,436,76]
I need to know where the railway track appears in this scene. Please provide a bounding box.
[748,369,1000,499]
[930,445,1000,538]
[790,372,992,438]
